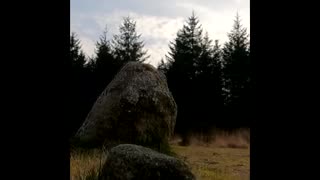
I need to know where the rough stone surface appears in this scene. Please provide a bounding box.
[74,62,177,148]
[99,144,195,180]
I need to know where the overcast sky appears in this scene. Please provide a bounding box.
[71,0,250,67]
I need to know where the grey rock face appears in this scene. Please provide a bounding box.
[75,62,177,148]
[99,144,195,180]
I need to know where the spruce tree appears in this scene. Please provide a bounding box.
[112,16,149,63]
[94,26,120,93]
[222,13,251,127]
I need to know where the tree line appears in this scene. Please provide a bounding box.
[69,12,253,142]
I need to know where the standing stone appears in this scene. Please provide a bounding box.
[74,62,177,149]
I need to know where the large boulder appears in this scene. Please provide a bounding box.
[74,62,177,149]
[99,144,195,180]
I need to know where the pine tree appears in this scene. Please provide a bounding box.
[210,40,224,125]
[70,32,86,69]
[222,13,251,127]
[70,32,88,136]
[94,26,120,93]
[194,34,224,129]
[166,11,203,82]
[195,32,213,78]
[165,12,216,144]
[212,40,224,98]
[112,16,149,63]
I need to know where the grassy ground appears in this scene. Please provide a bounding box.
[170,129,250,180]
[171,145,249,180]
[70,129,250,180]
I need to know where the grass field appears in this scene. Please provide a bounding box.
[70,129,250,180]
[171,145,249,180]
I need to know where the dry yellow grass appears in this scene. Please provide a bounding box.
[170,129,250,180]
[70,148,107,180]
[189,128,250,149]
[171,145,250,180]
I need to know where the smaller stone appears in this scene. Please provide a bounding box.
[99,144,195,180]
